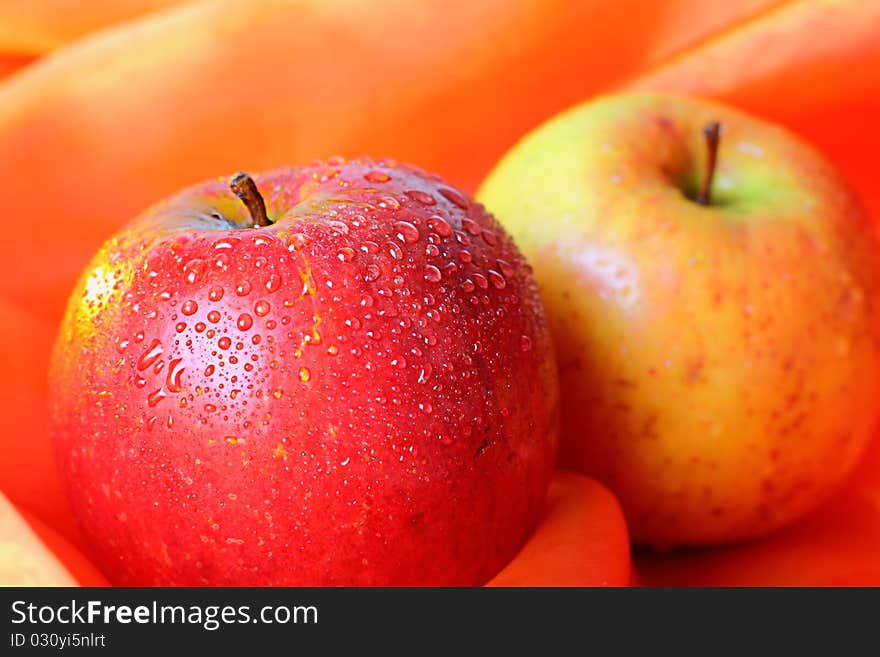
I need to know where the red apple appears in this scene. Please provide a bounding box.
[49,158,559,585]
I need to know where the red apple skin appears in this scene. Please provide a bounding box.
[48,158,559,586]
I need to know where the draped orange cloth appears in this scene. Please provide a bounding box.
[0,0,877,585]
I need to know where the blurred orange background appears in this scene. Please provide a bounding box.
[0,0,878,586]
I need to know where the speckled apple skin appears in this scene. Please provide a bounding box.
[49,158,559,585]
[478,93,880,548]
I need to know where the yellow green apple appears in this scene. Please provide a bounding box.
[478,92,880,548]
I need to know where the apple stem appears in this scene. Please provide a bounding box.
[696,121,721,206]
[230,172,271,227]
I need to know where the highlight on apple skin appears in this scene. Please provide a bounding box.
[478,92,880,548]
[48,158,560,586]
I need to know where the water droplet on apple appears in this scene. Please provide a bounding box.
[472,273,488,289]
[439,187,468,208]
[175,322,186,333]
[218,337,232,350]
[394,221,420,244]
[496,259,514,277]
[147,388,167,407]
[183,259,206,285]
[224,436,238,445]
[237,313,253,331]
[426,244,440,257]
[166,358,185,393]
[288,233,311,251]
[458,250,472,263]
[235,281,251,296]
[299,367,311,383]
[213,237,239,250]
[254,300,270,316]
[265,273,282,293]
[488,270,506,289]
[387,242,403,260]
[338,247,355,262]
[481,229,498,246]
[204,364,215,377]
[137,339,163,371]
[427,216,452,237]
[207,310,221,323]
[417,364,432,384]
[327,220,349,235]
[364,264,381,282]
[208,286,224,302]
[520,335,532,351]
[181,300,198,316]
[378,195,401,211]
[462,218,481,236]
[405,190,437,206]
[364,170,391,183]
[425,265,442,283]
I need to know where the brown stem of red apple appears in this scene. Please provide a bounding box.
[696,121,721,206]
[230,172,271,227]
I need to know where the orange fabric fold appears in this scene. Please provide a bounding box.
[0,0,782,325]
[0,0,878,586]
[0,0,184,55]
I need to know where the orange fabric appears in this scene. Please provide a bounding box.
[0,298,87,550]
[0,0,877,585]
[0,53,36,80]
[488,472,631,586]
[0,492,77,585]
[0,0,184,54]
[20,508,109,586]
[0,0,780,326]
